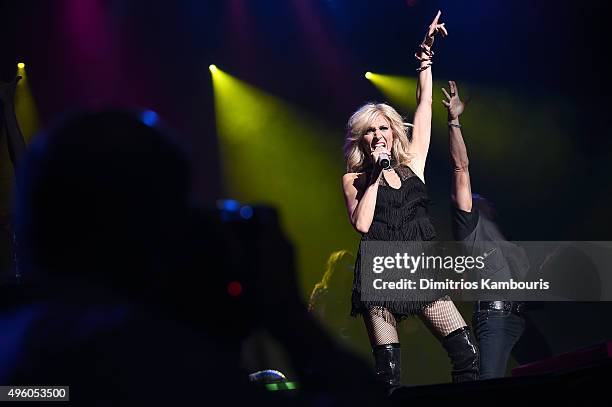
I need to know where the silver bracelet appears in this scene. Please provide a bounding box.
[448,122,461,128]
[416,63,432,72]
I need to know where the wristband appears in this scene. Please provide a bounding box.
[416,63,432,72]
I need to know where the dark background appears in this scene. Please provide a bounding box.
[1,0,611,385]
[2,0,610,239]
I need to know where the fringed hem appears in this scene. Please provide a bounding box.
[350,292,434,319]
[362,216,436,242]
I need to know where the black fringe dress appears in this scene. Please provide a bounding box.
[350,164,437,319]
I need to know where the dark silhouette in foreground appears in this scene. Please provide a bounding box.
[1,110,380,405]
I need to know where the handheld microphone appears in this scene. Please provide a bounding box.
[378,153,391,170]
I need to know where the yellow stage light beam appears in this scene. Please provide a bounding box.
[15,62,40,142]
[365,72,447,126]
[211,67,360,299]
[365,72,417,114]
[366,73,570,182]
[0,63,40,209]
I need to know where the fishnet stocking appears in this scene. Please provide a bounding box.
[363,297,466,346]
[420,297,466,338]
[363,307,399,346]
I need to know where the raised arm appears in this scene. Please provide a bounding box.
[409,11,448,181]
[442,80,472,212]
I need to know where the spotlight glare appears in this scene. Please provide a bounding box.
[218,199,240,212]
[365,71,373,79]
[209,64,218,73]
[227,281,243,297]
[141,110,159,127]
[239,205,253,219]
[17,62,25,69]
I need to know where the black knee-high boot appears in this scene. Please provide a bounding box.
[441,327,479,382]
[372,343,401,395]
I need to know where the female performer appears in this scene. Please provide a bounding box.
[341,11,478,393]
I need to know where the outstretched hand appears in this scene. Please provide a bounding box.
[425,11,448,45]
[442,81,470,120]
[416,11,448,62]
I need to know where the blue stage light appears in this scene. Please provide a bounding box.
[239,205,253,219]
[220,199,240,212]
[141,110,159,127]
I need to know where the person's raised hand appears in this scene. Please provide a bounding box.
[417,10,448,60]
[442,80,470,120]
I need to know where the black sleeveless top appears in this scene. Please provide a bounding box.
[362,164,436,242]
[351,164,437,317]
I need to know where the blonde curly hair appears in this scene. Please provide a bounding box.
[343,103,413,173]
